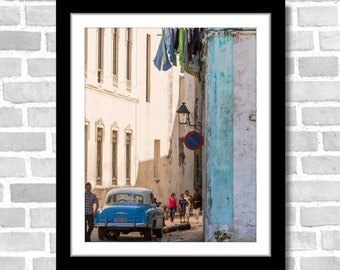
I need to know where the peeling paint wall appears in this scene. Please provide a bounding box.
[205,32,234,227]
[204,29,256,242]
[233,33,256,241]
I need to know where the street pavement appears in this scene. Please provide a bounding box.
[161,214,204,242]
[91,214,203,242]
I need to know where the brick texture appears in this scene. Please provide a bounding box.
[3,82,56,103]
[28,107,56,127]
[286,231,317,251]
[0,258,25,270]
[30,158,56,177]
[30,208,56,228]
[0,133,46,151]
[33,257,56,270]
[0,32,41,51]
[11,184,56,203]
[0,7,20,26]
[0,184,3,202]
[286,31,314,51]
[0,233,45,251]
[27,58,56,77]
[0,208,25,227]
[25,6,56,26]
[301,206,340,226]
[287,81,340,102]
[0,2,56,268]
[322,230,340,250]
[286,131,318,152]
[301,257,340,270]
[0,1,340,269]
[46,32,56,52]
[298,57,338,77]
[0,108,22,127]
[0,158,26,177]
[0,58,21,78]
[286,1,340,270]
[298,6,338,26]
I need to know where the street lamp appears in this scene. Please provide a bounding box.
[176,102,202,131]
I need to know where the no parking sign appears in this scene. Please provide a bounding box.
[184,131,204,150]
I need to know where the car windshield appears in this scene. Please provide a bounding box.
[106,193,144,204]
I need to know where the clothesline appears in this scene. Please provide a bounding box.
[153,28,203,73]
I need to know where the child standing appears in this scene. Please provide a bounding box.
[178,193,187,223]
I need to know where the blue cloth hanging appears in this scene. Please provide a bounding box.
[161,32,172,71]
[153,37,163,71]
[164,28,177,66]
[153,29,172,71]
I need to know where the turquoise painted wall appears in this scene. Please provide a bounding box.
[207,34,234,225]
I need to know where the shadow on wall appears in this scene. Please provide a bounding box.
[135,154,187,209]
[91,152,188,210]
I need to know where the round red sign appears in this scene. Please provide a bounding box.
[184,131,204,150]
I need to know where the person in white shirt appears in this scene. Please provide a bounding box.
[184,189,192,223]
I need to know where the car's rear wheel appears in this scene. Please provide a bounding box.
[143,229,152,241]
[106,230,120,240]
[98,228,120,241]
[154,228,163,238]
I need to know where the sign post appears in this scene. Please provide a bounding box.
[183,131,204,150]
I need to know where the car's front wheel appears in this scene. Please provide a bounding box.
[98,227,105,240]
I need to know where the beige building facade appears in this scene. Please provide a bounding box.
[84,27,200,207]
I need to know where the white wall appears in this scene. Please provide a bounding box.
[233,33,257,241]
[85,28,197,206]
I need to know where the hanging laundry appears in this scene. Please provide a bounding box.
[192,28,200,55]
[193,51,200,73]
[153,29,172,71]
[187,28,193,62]
[154,27,203,73]
[192,28,201,72]
[153,37,163,71]
[164,28,177,66]
[174,28,179,52]
[183,28,189,68]
[177,28,187,69]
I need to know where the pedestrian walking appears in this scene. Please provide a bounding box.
[168,192,177,222]
[192,188,202,224]
[85,182,99,242]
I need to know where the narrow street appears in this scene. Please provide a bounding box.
[90,214,203,242]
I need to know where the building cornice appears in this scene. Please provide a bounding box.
[85,84,139,103]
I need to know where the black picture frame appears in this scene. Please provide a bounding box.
[57,2,285,266]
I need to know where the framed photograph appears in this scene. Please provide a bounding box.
[57,3,285,266]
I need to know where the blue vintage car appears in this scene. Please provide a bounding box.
[94,187,165,241]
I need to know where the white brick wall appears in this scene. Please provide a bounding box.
[0,0,339,269]
[286,1,340,270]
[0,0,56,269]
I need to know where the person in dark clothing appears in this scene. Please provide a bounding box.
[178,193,187,223]
[85,182,99,242]
[192,188,202,224]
